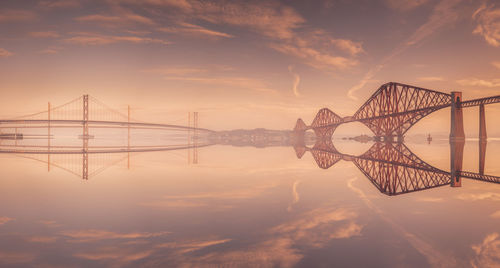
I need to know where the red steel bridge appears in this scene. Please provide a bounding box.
[0,95,213,179]
[293,82,500,189]
[293,138,500,196]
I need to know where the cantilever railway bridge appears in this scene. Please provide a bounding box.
[293,82,500,190]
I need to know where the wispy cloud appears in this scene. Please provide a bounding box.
[490,210,500,219]
[418,76,445,82]
[29,31,60,38]
[0,216,13,225]
[64,33,170,46]
[456,192,500,201]
[473,4,500,47]
[38,0,80,9]
[142,181,280,209]
[28,236,58,243]
[287,180,301,211]
[159,22,233,39]
[0,9,36,22]
[288,65,301,97]
[61,229,170,242]
[38,220,62,228]
[76,13,155,26]
[492,61,500,70]
[39,46,64,54]
[471,233,500,268]
[417,196,444,202]
[348,0,462,100]
[385,0,431,11]
[456,78,500,88]
[0,48,13,58]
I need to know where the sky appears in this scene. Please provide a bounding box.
[0,0,500,134]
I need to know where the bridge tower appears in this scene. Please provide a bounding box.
[450,92,464,187]
[479,104,487,175]
[48,101,51,172]
[82,94,89,180]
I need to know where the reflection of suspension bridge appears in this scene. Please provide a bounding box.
[293,82,500,192]
[0,95,214,179]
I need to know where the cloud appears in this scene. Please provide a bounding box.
[471,233,500,268]
[0,48,13,58]
[38,0,80,9]
[331,39,365,56]
[473,4,500,47]
[418,76,445,82]
[73,247,154,264]
[39,46,63,54]
[0,252,36,264]
[492,61,500,70]
[385,0,431,11]
[348,0,462,100]
[76,13,155,26]
[38,220,62,228]
[456,78,500,88]
[193,1,304,40]
[0,9,36,22]
[491,210,500,219]
[29,31,60,38]
[417,197,444,202]
[61,229,170,242]
[288,65,301,97]
[160,22,233,39]
[64,33,170,46]
[456,192,500,201]
[28,236,58,243]
[156,239,232,254]
[109,0,193,11]
[287,180,301,211]
[142,182,280,209]
[0,216,13,225]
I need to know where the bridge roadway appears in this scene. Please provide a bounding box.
[0,119,215,132]
[0,143,215,154]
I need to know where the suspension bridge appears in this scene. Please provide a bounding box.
[293,82,500,190]
[0,95,214,179]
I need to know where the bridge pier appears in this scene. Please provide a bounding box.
[82,95,89,180]
[450,92,465,141]
[449,92,465,187]
[479,104,487,175]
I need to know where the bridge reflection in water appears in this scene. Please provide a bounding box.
[0,82,499,195]
[293,137,498,196]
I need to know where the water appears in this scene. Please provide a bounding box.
[0,138,499,267]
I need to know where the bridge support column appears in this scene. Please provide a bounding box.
[450,140,464,187]
[449,92,464,187]
[450,92,465,141]
[48,102,51,172]
[479,104,487,175]
[82,95,89,180]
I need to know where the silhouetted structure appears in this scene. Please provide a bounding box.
[294,82,500,190]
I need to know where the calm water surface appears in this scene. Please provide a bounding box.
[0,138,499,267]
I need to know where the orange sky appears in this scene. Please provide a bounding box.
[0,0,499,135]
